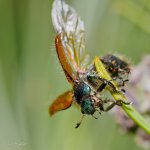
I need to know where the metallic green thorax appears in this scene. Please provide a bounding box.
[81,99,95,115]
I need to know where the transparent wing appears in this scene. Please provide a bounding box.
[52,0,89,83]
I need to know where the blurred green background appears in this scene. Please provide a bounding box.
[0,0,150,150]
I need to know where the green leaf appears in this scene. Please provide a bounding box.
[94,56,150,134]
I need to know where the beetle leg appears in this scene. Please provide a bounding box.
[87,74,118,92]
[104,99,131,112]
[97,78,117,92]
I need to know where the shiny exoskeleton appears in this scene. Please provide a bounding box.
[73,77,113,116]
[73,54,131,128]
[74,55,130,118]
[74,82,95,115]
[73,75,130,128]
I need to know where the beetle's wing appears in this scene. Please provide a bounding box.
[52,0,89,83]
[49,90,73,116]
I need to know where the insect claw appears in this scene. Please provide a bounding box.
[121,89,126,93]
[127,101,133,105]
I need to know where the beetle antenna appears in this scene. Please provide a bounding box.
[75,115,85,128]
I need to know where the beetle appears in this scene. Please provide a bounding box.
[49,0,130,128]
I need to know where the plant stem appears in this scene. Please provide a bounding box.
[94,56,150,134]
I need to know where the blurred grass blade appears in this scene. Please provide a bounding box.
[113,0,150,35]
[94,56,150,134]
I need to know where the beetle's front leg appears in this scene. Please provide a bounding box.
[87,74,117,92]
[104,99,131,112]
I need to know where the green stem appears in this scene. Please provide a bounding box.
[94,56,150,134]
